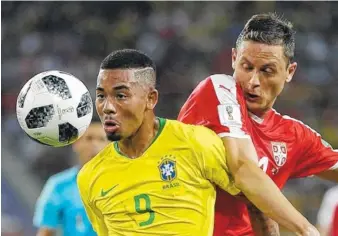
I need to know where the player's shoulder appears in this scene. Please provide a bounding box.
[78,143,113,181]
[272,109,320,136]
[193,74,242,106]
[197,74,236,91]
[207,74,236,88]
[167,119,222,147]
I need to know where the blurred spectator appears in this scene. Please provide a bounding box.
[317,186,338,236]
[331,205,338,236]
[1,214,24,236]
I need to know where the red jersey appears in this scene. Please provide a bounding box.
[178,74,338,236]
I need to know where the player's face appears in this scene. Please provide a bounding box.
[72,123,107,166]
[96,69,152,141]
[232,41,297,117]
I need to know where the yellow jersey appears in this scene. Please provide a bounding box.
[77,118,240,236]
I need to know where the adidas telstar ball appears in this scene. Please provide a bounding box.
[16,70,93,147]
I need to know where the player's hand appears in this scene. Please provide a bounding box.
[296,224,320,236]
[303,225,320,236]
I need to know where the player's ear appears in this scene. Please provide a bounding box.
[286,62,297,83]
[146,89,158,110]
[231,48,237,70]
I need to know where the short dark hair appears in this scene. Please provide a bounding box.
[100,49,156,72]
[236,13,296,62]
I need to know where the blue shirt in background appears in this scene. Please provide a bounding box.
[33,167,96,236]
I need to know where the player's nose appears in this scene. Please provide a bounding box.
[102,98,116,115]
[248,71,260,88]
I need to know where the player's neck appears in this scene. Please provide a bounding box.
[118,115,160,159]
[249,109,269,119]
[249,104,275,119]
[248,97,276,119]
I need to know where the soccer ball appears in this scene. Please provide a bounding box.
[16,70,93,147]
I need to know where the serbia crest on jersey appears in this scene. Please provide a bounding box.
[178,74,338,236]
[271,142,287,167]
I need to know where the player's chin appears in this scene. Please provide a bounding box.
[106,132,122,141]
[246,100,264,113]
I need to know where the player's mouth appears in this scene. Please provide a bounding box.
[104,120,119,133]
[244,92,260,102]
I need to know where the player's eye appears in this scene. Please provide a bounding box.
[96,94,105,100]
[116,93,127,100]
[262,67,274,74]
[242,63,253,71]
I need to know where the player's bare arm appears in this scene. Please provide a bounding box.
[244,156,338,236]
[222,137,319,236]
[247,203,280,236]
[231,193,280,236]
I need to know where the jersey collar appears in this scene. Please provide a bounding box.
[249,109,274,125]
[114,117,167,158]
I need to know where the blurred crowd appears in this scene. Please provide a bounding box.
[2,1,338,231]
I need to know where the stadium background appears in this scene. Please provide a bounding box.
[1,1,337,235]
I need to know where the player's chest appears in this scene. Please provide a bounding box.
[247,124,300,183]
[91,152,208,214]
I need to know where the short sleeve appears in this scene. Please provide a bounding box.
[33,177,62,229]
[178,74,250,139]
[77,169,108,235]
[291,124,338,178]
[192,126,241,195]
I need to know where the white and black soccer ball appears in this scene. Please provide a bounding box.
[16,70,93,147]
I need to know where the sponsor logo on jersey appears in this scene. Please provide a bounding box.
[218,104,241,127]
[158,156,177,182]
[101,184,119,197]
[226,105,234,120]
[271,142,287,167]
[218,84,232,94]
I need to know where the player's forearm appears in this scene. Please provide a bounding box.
[222,137,318,235]
[233,160,315,236]
[247,203,280,236]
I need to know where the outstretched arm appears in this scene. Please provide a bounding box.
[222,137,318,236]
[234,193,280,236]
[247,203,280,236]
[232,193,280,236]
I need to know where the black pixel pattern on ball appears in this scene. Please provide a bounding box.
[17,81,33,108]
[42,75,72,100]
[77,91,92,117]
[25,105,55,129]
[58,122,78,143]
